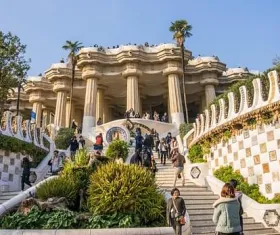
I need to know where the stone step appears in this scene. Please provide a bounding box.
[161,186,209,191]
[191,217,256,226]
[183,195,219,200]
[192,227,276,235]
[193,222,265,232]
[174,191,215,196]
[186,204,213,209]
[188,208,214,215]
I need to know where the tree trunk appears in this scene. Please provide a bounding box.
[180,44,189,123]
[69,57,75,128]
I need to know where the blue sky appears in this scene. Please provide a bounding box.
[1,0,279,75]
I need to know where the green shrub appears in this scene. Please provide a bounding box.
[179,122,193,139]
[36,177,78,205]
[188,144,206,163]
[105,139,129,161]
[214,166,273,203]
[0,134,48,167]
[88,162,165,226]
[0,206,78,229]
[55,128,74,149]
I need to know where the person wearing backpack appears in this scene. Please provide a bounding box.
[142,146,152,169]
[229,179,244,235]
[143,131,154,156]
[135,132,143,152]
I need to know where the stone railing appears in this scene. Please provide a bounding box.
[0,111,51,151]
[185,70,279,147]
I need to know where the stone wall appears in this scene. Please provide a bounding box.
[0,150,28,191]
[207,123,280,199]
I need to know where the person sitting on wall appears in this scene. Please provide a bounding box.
[135,112,141,118]
[94,133,104,152]
[97,117,103,126]
[129,108,135,118]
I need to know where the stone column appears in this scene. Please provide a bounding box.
[122,67,142,113]
[201,72,219,106]
[163,67,184,126]
[65,99,75,128]
[42,109,50,129]
[32,102,42,127]
[54,91,67,127]
[82,66,101,136]
[96,86,106,123]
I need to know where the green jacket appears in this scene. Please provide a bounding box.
[213,197,241,233]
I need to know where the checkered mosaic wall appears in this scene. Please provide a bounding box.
[0,150,25,191]
[207,123,280,199]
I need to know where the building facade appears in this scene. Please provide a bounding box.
[7,43,251,134]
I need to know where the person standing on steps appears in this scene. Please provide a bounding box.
[158,137,168,165]
[21,157,32,191]
[165,132,172,158]
[79,135,85,148]
[213,183,242,235]
[229,179,244,235]
[171,149,186,187]
[166,188,186,235]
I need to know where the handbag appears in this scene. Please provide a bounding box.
[172,199,186,225]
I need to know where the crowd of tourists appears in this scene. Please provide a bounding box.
[124,108,169,123]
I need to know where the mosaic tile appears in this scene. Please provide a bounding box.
[267,131,275,141]
[258,124,265,134]
[238,141,244,150]
[251,136,258,146]
[248,166,254,176]
[263,163,270,174]
[254,155,261,165]
[8,174,13,182]
[240,159,246,168]
[215,159,219,167]
[218,149,222,157]
[232,136,237,143]
[214,145,217,150]
[4,151,9,156]
[211,152,214,160]
[227,145,232,154]
[233,153,238,162]
[269,150,277,162]
[244,177,248,183]
[16,153,21,159]
[222,141,226,147]
[272,172,280,182]
[3,164,8,172]
[263,210,280,226]
[260,143,267,153]
[243,130,250,139]
[265,184,272,194]
[223,156,228,164]
[257,175,263,184]
[0,155,3,164]
[278,140,280,149]
[10,158,15,165]
[276,121,280,129]
[246,148,251,157]
[15,167,20,175]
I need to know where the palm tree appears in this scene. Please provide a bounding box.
[169,20,192,123]
[62,40,83,128]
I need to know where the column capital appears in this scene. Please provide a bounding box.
[122,69,142,78]
[97,84,108,90]
[163,67,183,77]
[200,78,219,86]
[29,96,45,104]
[53,79,71,93]
[82,66,102,80]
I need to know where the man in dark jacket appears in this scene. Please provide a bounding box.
[69,136,79,158]
[143,131,154,156]
[166,188,186,235]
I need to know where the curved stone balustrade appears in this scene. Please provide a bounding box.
[0,111,50,151]
[186,70,280,147]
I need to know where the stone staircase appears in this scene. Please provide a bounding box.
[0,191,20,205]
[154,154,278,235]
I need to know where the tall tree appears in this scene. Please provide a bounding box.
[169,20,193,123]
[0,31,30,116]
[62,40,83,128]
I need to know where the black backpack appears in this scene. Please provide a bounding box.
[142,152,151,167]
